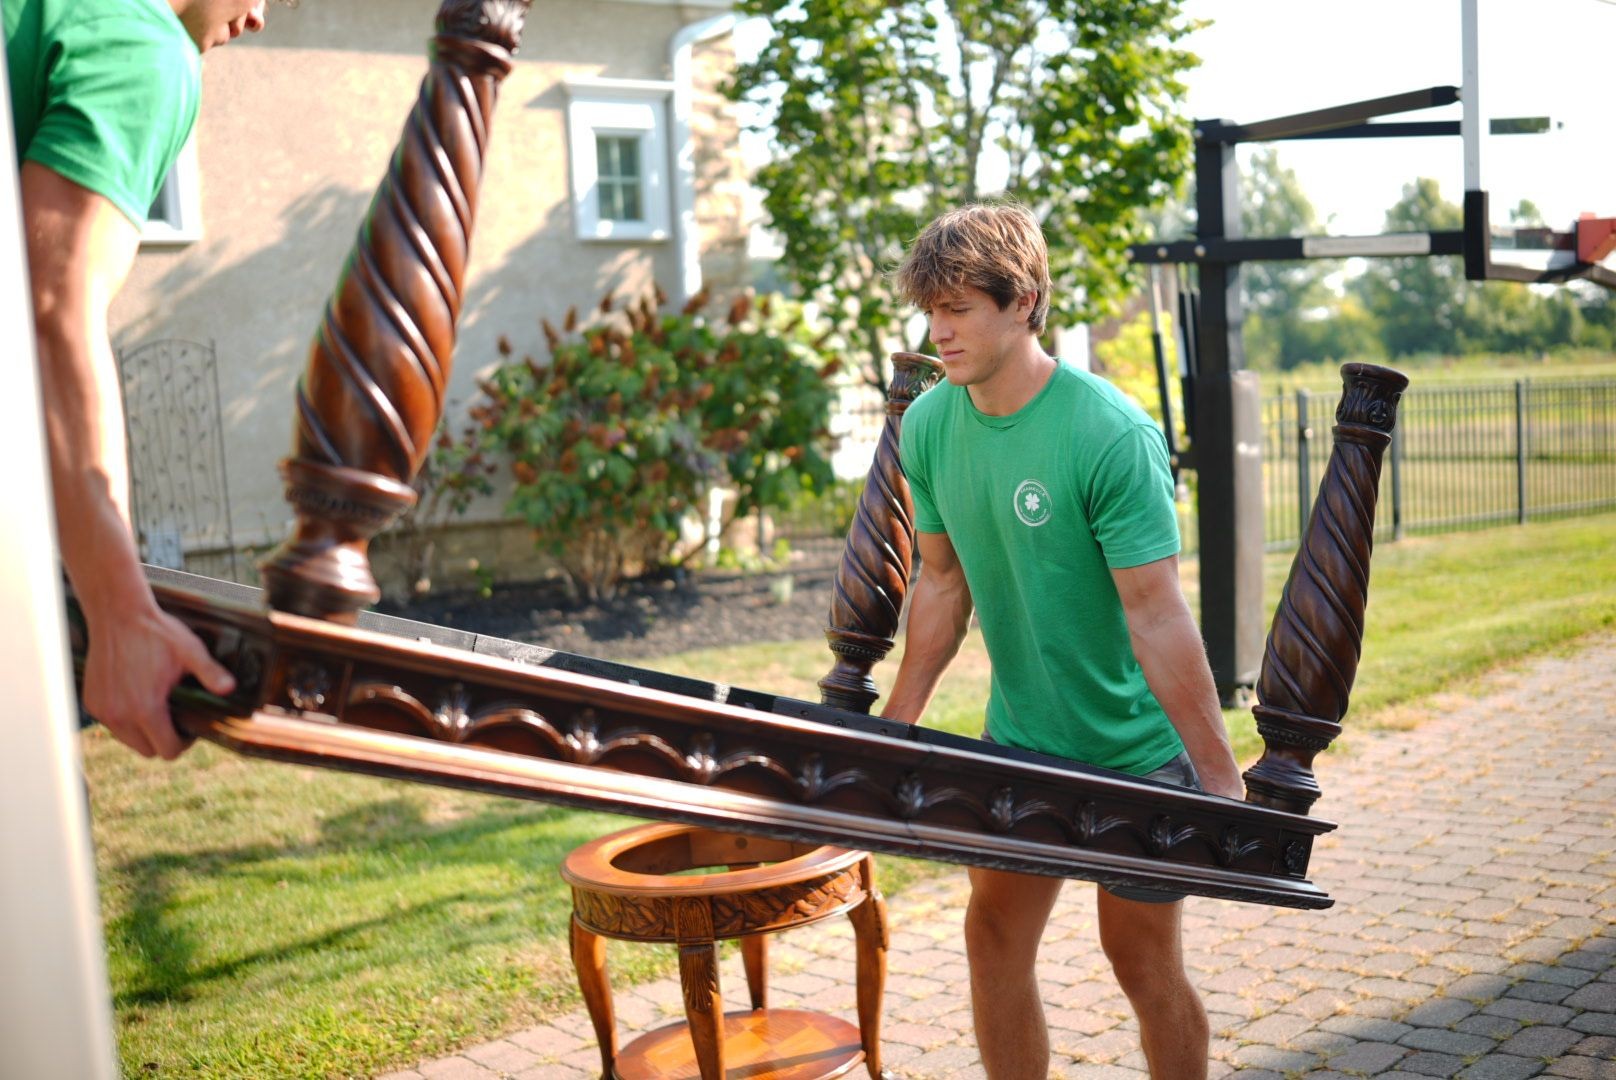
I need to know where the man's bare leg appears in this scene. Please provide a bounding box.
[1096,888,1209,1079]
[964,867,1065,1079]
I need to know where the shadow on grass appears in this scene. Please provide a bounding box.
[109,796,614,1009]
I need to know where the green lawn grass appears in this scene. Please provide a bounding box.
[1259,349,1616,392]
[89,511,1616,1078]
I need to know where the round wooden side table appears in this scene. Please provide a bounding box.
[562,822,888,1080]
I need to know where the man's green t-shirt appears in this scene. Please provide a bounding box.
[899,359,1185,775]
[5,0,200,226]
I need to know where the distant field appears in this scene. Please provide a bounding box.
[1258,349,1616,392]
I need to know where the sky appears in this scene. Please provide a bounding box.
[736,0,1614,257]
[1178,0,1614,239]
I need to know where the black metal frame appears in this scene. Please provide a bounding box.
[1127,84,1612,699]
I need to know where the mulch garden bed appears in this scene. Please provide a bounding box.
[376,564,843,662]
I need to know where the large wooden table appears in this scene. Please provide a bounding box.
[71,0,1409,913]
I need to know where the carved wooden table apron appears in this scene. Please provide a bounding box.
[69,0,1411,913]
[562,823,887,1080]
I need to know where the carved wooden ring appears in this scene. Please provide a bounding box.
[562,823,869,943]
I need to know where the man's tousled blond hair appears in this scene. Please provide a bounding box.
[893,202,1053,335]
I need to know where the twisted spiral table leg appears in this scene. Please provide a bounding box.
[819,352,944,714]
[1243,362,1409,814]
[259,0,531,621]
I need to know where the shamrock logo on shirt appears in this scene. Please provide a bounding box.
[1013,479,1052,527]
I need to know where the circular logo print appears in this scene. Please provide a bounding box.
[1013,479,1052,527]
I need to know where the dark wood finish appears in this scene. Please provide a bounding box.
[68,0,1409,910]
[258,0,530,622]
[561,824,884,1080]
[818,352,942,712]
[109,577,1338,906]
[1243,363,1408,814]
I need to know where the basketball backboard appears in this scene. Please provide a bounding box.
[1465,0,1615,280]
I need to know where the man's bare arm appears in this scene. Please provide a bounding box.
[881,529,973,725]
[23,162,234,759]
[1111,555,1244,799]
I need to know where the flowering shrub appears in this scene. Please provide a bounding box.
[469,287,840,600]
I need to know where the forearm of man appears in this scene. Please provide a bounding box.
[881,534,973,725]
[34,272,149,621]
[1114,559,1244,799]
[24,163,233,759]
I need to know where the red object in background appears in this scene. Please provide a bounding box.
[1577,215,1616,265]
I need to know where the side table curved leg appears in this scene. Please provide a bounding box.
[741,933,769,1011]
[849,857,889,1079]
[678,941,726,1080]
[570,917,617,1079]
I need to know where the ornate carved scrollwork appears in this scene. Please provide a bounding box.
[78,0,1411,912]
[819,352,944,713]
[259,0,530,622]
[1243,363,1408,814]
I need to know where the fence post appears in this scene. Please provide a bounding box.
[1296,389,1311,542]
[1515,379,1528,525]
[1390,421,1405,541]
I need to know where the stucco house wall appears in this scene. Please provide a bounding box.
[109,0,745,589]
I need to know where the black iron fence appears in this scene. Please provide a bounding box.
[776,377,1616,564]
[1260,377,1616,552]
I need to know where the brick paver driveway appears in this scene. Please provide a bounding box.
[388,636,1616,1079]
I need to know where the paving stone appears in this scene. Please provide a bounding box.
[1450,975,1516,1002]
[1568,1034,1616,1057]
[1566,983,1616,1011]
[463,1039,542,1073]
[1455,1013,1523,1040]
[1229,1045,1319,1072]
[1289,1029,1355,1054]
[1495,1024,1585,1059]
[1483,999,1576,1025]
[1569,1012,1616,1036]
[1407,997,1482,1027]
[1065,1028,1139,1065]
[1398,1027,1500,1056]
[1543,1058,1616,1079]
[511,1066,592,1080]
[1506,980,1577,1004]
[1324,1040,1411,1074]
[1561,951,1616,973]
[1504,963,1599,988]
[905,1042,983,1075]
[419,1058,498,1080]
[1453,1055,1548,1080]
[1399,1051,1468,1077]
[1234,1011,1317,1046]
[1321,1015,1416,1043]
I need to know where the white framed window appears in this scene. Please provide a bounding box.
[140,133,202,246]
[564,77,673,242]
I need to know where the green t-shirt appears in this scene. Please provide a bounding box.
[900,359,1185,775]
[5,0,200,226]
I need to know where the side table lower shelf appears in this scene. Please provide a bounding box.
[613,1007,865,1080]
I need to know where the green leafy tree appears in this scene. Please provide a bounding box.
[729,0,1198,394]
[1238,148,1341,370]
[1350,178,1470,356]
[1091,306,1181,430]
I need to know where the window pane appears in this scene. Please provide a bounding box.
[595,134,645,223]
